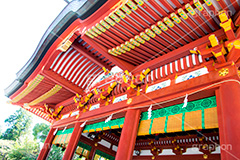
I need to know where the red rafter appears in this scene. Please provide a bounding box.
[41,69,84,95]
[132,29,225,73]
[81,34,135,71]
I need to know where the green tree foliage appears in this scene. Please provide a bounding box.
[47,145,64,160]
[0,139,14,159]
[1,108,32,141]
[33,123,50,143]
[32,123,65,159]
[1,110,83,159]
[7,135,39,160]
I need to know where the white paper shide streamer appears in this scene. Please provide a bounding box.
[182,94,188,108]
[53,128,58,135]
[105,114,113,123]
[148,104,152,120]
[80,120,88,127]
[62,126,67,133]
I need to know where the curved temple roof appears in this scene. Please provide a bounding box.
[4,0,109,98]
[5,0,240,123]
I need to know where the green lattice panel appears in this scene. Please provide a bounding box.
[83,117,125,132]
[141,96,216,120]
[56,128,74,135]
[83,97,217,134]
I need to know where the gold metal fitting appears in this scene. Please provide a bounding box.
[219,68,229,76]
[208,34,219,47]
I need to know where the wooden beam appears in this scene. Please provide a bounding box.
[135,132,219,150]
[233,10,240,27]
[79,136,116,157]
[55,96,75,108]
[101,132,119,147]
[132,29,225,74]
[41,69,84,95]
[52,64,239,128]
[236,27,240,38]
[81,35,135,71]
[71,41,112,70]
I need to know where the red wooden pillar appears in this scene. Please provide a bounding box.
[216,81,240,160]
[37,127,55,160]
[62,122,83,160]
[115,109,141,160]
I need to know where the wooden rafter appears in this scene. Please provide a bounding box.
[41,69,84,95]
[81,35,135,71]
[71,41,112,70]
[132,29,226,74]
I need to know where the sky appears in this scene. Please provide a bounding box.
[0,0,67,131]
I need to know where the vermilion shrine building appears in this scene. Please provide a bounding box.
[5,0,240,159]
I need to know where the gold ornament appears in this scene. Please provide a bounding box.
[127,98,132,104]
[203,154,208,159]
[219,68,229,76]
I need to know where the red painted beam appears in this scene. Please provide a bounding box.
[226,40,240,62]
[236,27,240,38]
[55,96,75,108]
[81,34,135,71]
[132,29,225,74]
[52,64,239,128]
[41,69,84,95]
[79,136,116,157]
[101,132,119,147]
[71,41,112,70]
[132,154,221,160]
[135,132,219,150]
